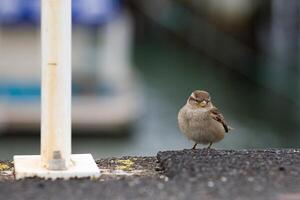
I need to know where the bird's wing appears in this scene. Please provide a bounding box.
[209,107,229,133]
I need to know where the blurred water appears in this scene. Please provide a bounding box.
[0,38,299,160]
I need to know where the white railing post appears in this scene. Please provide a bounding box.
[41,0,71,170]
[13,0,100,179]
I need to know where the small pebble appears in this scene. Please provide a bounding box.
[247,177,254,182]
[221,176,227,182]
[207,181,214,188]
[159,175,169,182]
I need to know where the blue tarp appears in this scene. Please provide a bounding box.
[0,0,121,25]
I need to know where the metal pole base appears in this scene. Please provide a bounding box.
[14,154,100,180]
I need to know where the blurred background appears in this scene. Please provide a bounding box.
[0,0,299,160]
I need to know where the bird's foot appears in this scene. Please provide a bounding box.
[202,142,213,154]
[207,142,213,150]
[191,143,198,150]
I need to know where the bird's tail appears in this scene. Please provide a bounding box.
[228,126,234,132]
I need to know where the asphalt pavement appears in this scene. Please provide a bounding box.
[0,149,299,200]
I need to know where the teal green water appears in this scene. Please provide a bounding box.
[0,39,299,160]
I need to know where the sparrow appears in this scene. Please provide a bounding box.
[178,90,231,150]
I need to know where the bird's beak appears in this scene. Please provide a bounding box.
[199,101,207,107]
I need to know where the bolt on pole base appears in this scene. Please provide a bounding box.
[14,154,100,180]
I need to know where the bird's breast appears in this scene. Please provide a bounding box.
[178,106,225,144]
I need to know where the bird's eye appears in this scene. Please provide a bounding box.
[189,97,198,104]
[199,101,207,107]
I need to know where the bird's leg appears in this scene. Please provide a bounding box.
[192,143,197,150]
[207,142,213,150]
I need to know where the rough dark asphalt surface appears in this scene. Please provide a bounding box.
[0,149,300,200]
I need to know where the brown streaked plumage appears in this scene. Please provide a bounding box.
[178,90,232,150]
[210,107,229,133]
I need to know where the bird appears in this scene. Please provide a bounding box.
[178,90,231,150]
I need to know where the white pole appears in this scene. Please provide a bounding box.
[14,0,99,179]
[41,0,72,170]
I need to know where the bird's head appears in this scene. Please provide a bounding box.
[187,90,212,109]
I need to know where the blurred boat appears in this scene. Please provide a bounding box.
[0,0,138,134]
